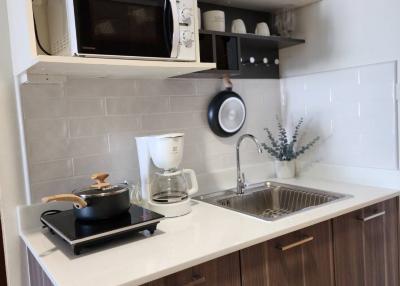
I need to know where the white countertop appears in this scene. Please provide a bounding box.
[18,178,400,286]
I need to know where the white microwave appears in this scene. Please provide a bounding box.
[47,0,197,61]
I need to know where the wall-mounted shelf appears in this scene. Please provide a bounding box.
[201,0,322,11]
[183,2,306,79]
[200,30,305,49]
[6,0,216,79]
[185,30,304,79]
[27,56,216,79]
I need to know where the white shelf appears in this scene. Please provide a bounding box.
[26,56,216,79]
[6,0,214,79]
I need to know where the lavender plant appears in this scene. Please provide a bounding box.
[262,118,320,161]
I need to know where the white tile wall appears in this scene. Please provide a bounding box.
[282,62,398,170]
[22,78,280,202]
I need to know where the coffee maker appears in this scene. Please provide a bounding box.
[135,133,198,217]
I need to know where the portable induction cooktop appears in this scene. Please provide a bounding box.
[40,205,164,255]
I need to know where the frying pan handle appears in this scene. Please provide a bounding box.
[41,194,88,209]
[91,172,111,189]
[183,169,198,196]
[223,74,233,90]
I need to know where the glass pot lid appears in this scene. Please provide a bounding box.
[73,185,129,199]
[73,173,129,199]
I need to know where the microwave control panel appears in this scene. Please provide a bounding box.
[176,0,196,60]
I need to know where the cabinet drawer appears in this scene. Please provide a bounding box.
[241,220,334,286]
[143,252,241,286]
[333,197,399,286]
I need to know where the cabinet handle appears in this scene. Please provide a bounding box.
[358,211,386,222]
[277,235,314,251]
[183,275,206,286]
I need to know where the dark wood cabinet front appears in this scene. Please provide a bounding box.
[240,220,334,286]
[144,252,241,286]
[333,198,399,286]
[28,197,399,286]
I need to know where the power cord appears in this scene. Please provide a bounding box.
[32,0,51,55]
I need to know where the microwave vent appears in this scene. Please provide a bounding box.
[51,33,69,55]
[47,0,70,55]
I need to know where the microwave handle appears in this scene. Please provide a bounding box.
[166,0,179,58]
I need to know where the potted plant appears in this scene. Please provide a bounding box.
[262,118,319,179]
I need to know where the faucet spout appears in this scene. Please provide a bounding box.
[236,134,263,195]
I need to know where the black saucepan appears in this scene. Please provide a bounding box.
[42,173,130,221]
[208,77,246,137]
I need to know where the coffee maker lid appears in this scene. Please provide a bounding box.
[151,133,184,139]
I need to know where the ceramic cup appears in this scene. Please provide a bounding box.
[203,10,225,32]
[255,22,270,36]
[231,19,246,34]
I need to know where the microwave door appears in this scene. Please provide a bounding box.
[164,0,179,58]
[73,0,177,59]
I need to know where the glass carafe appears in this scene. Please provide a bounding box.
[151,169,198,204]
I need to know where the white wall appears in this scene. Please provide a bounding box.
[280,0,400,78]
[279,0,400,188]
[0,1,30,286]
[282,62,398,169]
[21,78,281,201]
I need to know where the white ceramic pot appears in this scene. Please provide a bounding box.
[203,10,225,32]
[274,160,295,179]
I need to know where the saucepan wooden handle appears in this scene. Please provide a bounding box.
[91,172,111,189]
[41,194,87,209]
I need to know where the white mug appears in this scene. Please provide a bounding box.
[203,10,225,32]
[255,22,270,36]
[231,19,246,34]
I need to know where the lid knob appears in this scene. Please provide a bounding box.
[91,173,111,189]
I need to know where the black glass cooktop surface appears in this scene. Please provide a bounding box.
[41,205,164,244]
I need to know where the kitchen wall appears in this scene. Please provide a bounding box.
[21,78,281,202]
[279,0,400,188]
[280,0,400,78]
[0,0,30,284]
[282,61,397,170]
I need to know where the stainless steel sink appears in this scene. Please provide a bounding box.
[194,182,351,221]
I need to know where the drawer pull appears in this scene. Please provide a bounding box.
[358,211,386,222]
[183,275,206,286]
[277,235,314,251]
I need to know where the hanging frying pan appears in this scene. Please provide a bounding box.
[208,75,246,137]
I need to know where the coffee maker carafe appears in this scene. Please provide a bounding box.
[136,133,198,217]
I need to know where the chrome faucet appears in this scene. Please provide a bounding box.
[236,134,263,195]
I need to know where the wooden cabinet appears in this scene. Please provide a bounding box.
[28,250,53,286]
[144,252,241,286]
[143,198,399,286]
[240,220,334,286]
[333,198,399,286]
[28,197,398,286]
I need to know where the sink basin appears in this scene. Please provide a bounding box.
[194,182,351,221]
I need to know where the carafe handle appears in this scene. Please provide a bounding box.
[183,169,198,196]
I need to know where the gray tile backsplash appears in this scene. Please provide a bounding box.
[22,78,280,202]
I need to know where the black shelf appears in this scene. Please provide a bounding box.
[200,30,305,49]
[180,2,307,79]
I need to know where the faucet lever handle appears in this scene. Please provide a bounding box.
[241,173,246,186]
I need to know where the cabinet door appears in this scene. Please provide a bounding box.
[144,252,241,286]
[240,220,334,286]
[28,250,54,286]
[333,197,399,286]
